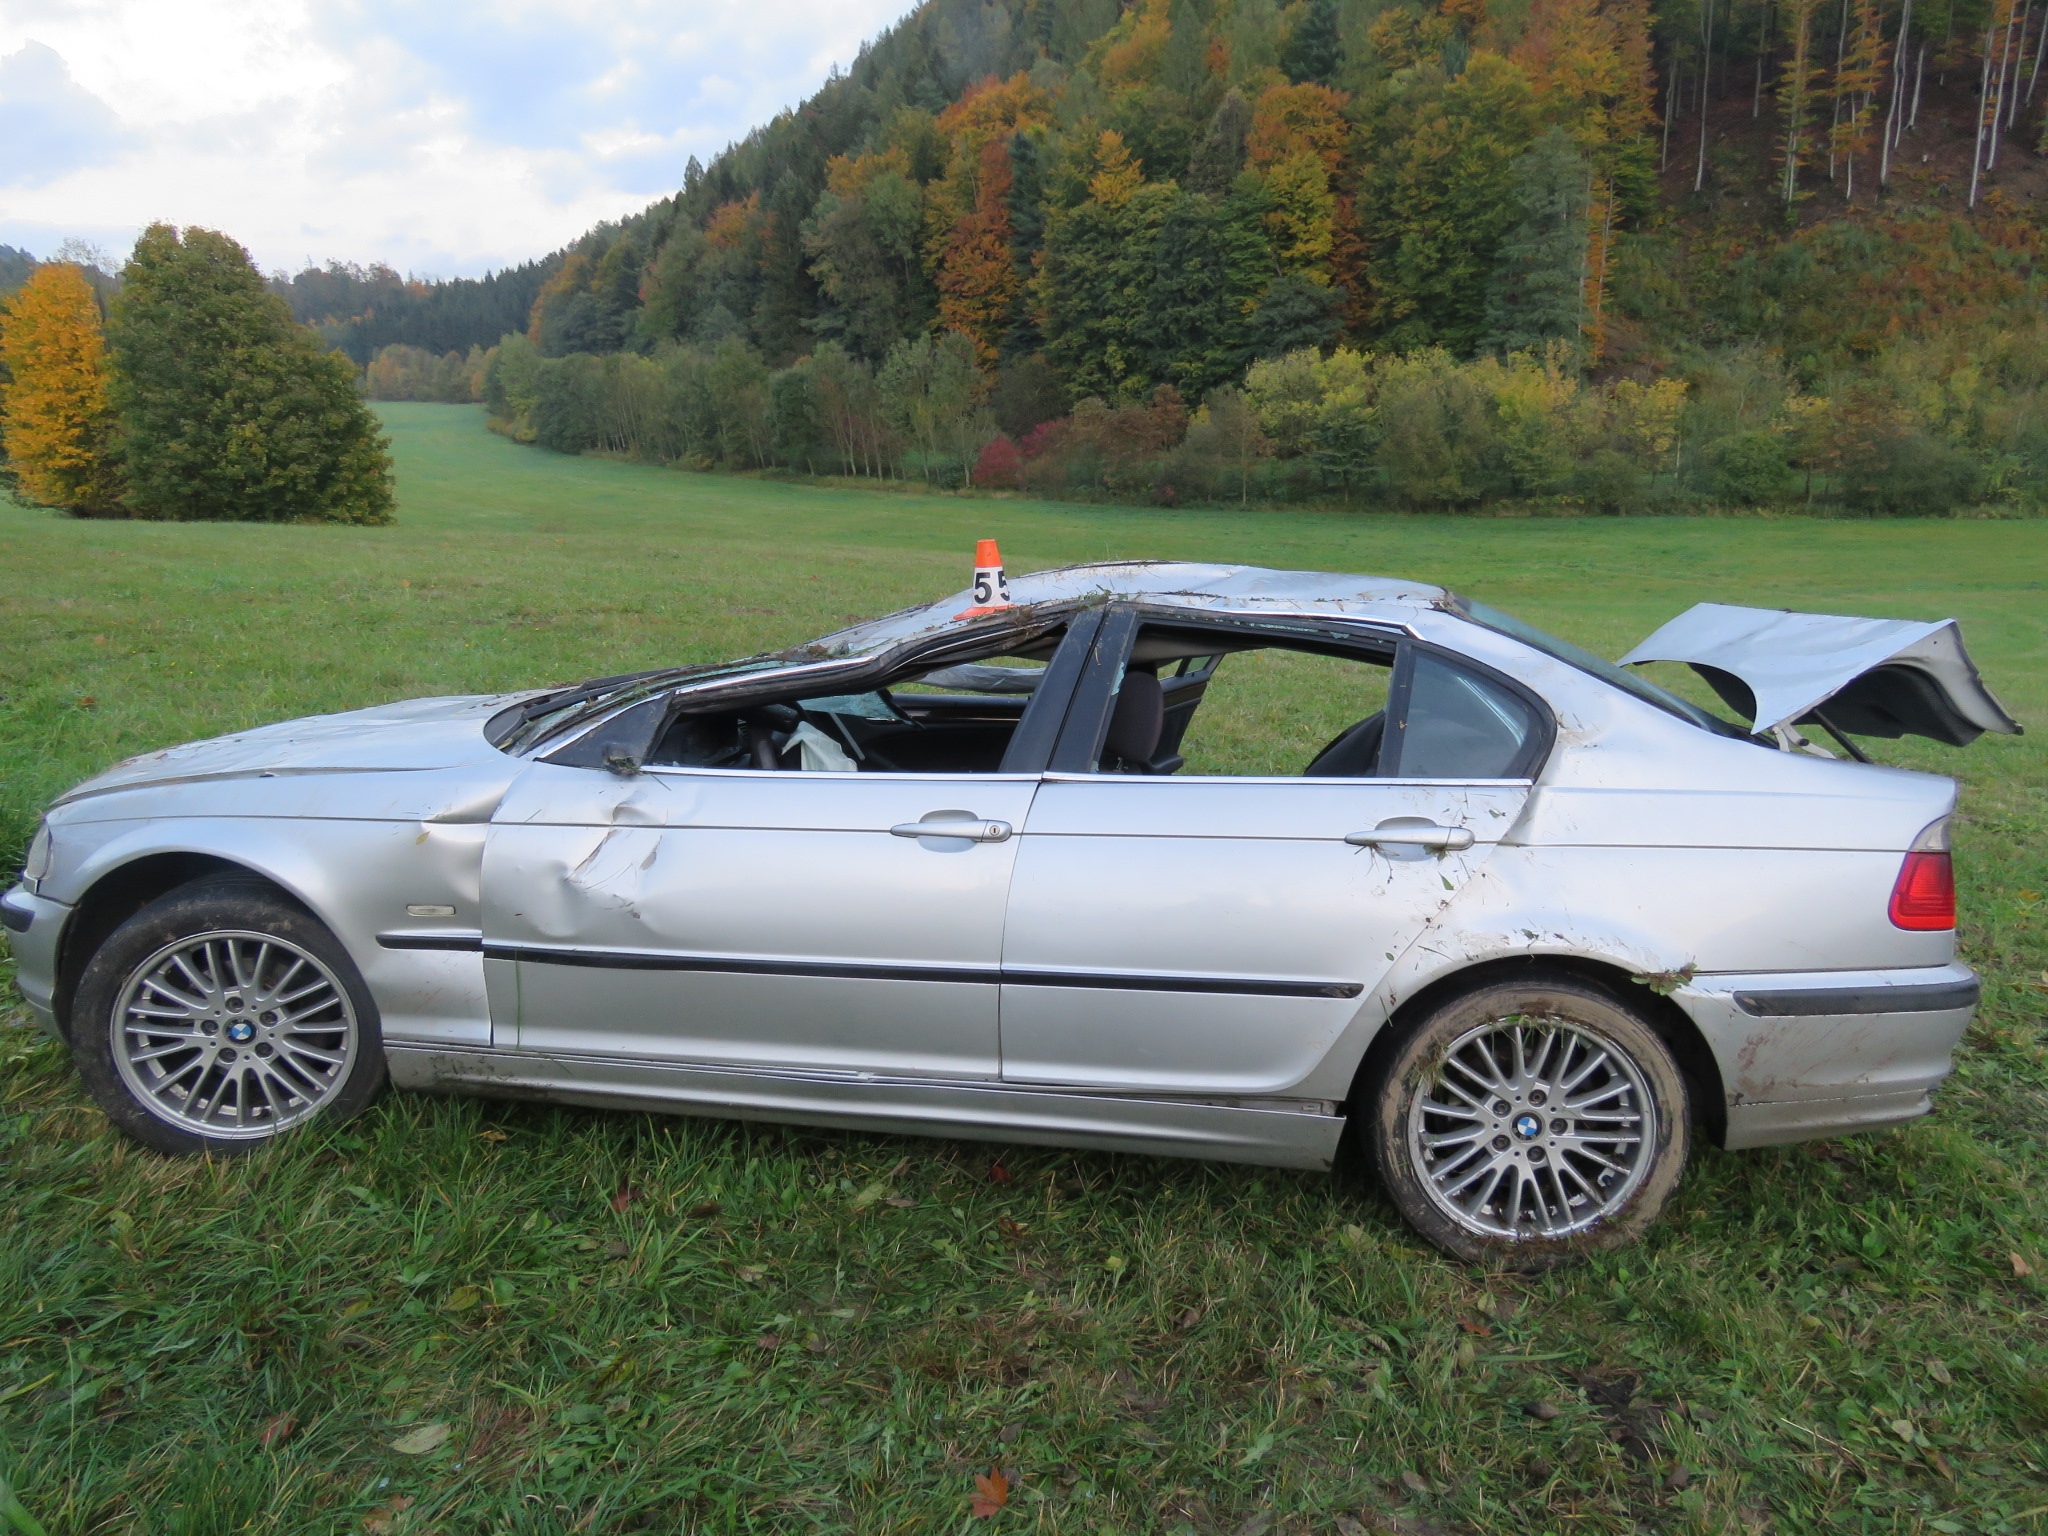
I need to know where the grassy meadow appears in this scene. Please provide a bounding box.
[1,403,2044,1535]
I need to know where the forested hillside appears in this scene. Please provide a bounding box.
[331,0,2048,511]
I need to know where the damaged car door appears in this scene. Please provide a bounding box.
[479,637,1088,1082]
[997,610,1551,1095]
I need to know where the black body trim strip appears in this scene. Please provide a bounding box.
[1001,968,1363,999]
[1734,979,1980,1017]
[377,931,485,952]
[486,944,998,986]
[399,934,1362,999]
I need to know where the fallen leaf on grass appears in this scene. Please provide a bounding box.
[850,1180,890,1211]
[988,1162,1014,1184]
[971,1466,1010,1517]
[1399,1470,1432,1495]
[884,1196,917,1208]
[756,1334,781,1351]
[476,1129,508,1143]
[444,1285,480,1312]
[1176,1303,1208,1331]
[609,1184,639,1214]
[362,1494,413,1534]
[2011,1252,2035,1278]
[258,1411,297,1448]
[995,1215,1028,1244]
[391,1422,451,1455]
[734,1265,767,1283]
[1525,1401,1560,1421]
[1926,1357,1953,1385]
[687,1201,721,1219]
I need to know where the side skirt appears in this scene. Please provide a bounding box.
[385,1046,1346,1170]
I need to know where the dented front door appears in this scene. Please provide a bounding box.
[483,762,1038,1079]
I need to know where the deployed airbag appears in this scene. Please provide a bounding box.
[1619,603,2021,744]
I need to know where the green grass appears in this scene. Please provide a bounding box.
[2,403,2044,1536]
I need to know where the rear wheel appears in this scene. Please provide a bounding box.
[71,879,386,1155]
[1368,978,1689,1266]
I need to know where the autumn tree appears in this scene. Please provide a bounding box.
[1829,0,1888,200]
[107,224,393,524]
[0,262,122,515]
[1777,0,1822,206]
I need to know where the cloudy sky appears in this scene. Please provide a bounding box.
[1,0,914,277]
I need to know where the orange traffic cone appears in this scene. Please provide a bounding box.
[955,539,1014,618]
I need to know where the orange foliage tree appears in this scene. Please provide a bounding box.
[1509,0,1658,211]
[935,138,1022,365]
[0,262,122,515]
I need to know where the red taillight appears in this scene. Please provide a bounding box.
[1889,851,1955,930]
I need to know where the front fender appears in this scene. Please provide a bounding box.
[47,814,492,1049]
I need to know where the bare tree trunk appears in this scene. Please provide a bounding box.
[1911,41,1926,124]
[1827,0,1851,178]
[1881,0,1914,182]
[1757,0,1775,116]
[1990,0,2019,166]
[2007,0,2032,122]
[1696,0,1718,191]
[1663,64,1680,169]
[1970,22,1995,205]
[2031,1,2048,100]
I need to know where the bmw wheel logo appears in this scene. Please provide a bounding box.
[1513,1113,1541,1140]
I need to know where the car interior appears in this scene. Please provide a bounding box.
[644,634,1071,774]
[633,619,1542,781]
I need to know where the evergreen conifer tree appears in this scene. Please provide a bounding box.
[0,262,123,515]
[107,224,392,524]
[1281,0,1344,85]
[1481,128,1593,358]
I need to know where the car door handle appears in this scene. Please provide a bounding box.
[1345,823,1475,851]
[890,819,1013,843]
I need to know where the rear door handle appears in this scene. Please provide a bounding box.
[1345,823,1475,851]
[891,818,1013,843]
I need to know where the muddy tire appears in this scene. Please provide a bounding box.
[71,878,386,1156]
[1367,978,1689,1268]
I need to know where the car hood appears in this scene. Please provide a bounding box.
[55,693,522,805]
[1619,603,2022,744]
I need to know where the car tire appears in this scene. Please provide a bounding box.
[1367,978,1689,1267]
[70,878,386,1156]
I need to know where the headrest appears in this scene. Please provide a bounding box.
[1102,670,1164,771]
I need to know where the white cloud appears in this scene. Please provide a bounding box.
[0,0,913,275]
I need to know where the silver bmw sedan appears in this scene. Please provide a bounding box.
[3,561,2018,1264]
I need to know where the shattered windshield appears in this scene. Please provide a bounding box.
[1450,596,1748,737]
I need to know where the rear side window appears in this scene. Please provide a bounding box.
[1391,650,1543,779]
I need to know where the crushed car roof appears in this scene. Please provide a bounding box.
[810,561,1448,657]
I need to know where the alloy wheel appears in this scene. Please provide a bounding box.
[1406,1014,1657,1240]
[111,929,359,1139]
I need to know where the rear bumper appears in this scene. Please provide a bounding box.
[1673,963,1978,1150]
[2,883,68,1041]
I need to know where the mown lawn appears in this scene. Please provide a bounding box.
[2,404,2044,1536]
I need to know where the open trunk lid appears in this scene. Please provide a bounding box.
[1618,602,2021,745]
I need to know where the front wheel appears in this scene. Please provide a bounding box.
[1367,979,1689,1266]
[71,878,386,1156]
